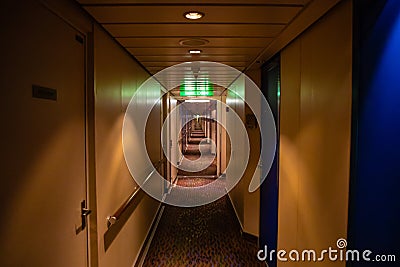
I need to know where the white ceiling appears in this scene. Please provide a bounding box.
[77,0,341,77]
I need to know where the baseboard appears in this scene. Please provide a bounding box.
[133,203,164,267]
[171,175,178,185]
[241,230,258,245]
[225,189,259,246]
[226,191,244,230]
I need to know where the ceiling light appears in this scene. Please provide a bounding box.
[189,49,202,54]
[185,99,210,103]
[184,11,204,20]
[179,38,209,47]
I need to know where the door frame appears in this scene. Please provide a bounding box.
[85,29,98,267]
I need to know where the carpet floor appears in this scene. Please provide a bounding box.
[179,126,217,176]
[142,178,264,267]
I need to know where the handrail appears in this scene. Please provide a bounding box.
[106,158,165,228]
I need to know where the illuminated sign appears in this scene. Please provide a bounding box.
[180,81,214,96]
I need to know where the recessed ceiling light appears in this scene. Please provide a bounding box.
[179,38,209,47]
[189,49,202,54]
[184,11,204,20]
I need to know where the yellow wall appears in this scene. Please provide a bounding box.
[93,25,161,267]
[226,73,261,237]
[0,0,90,266]
[243,104,261,237]
[219,96,228,174]
[244,69,262,237]
[278,0,352,266]
[226,76,246,229]
[0,1,161,266]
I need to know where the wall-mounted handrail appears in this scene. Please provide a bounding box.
[106,158,165,228]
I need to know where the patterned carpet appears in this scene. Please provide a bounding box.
[179,125,217,176]
[176,177,215,187]
[142,178,264,267]
[178,155,217,177]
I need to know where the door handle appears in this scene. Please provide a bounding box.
[81,200,92,230]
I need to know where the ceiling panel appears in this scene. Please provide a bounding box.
[142,61,248,67]
[127,47,262,56]
[84,5,301,24]
[103,24,285,38]
[136,55,252,62]
[78,0,309,5]
[144,66,246,75]
[116,37,272,48]
[75,0,339,85]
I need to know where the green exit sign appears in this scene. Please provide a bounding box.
[180,82,214,96]
[180,90,213,96]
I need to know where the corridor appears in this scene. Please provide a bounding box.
[1,0,400,267]
[177,120,217,178]
[142,119,262,266]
